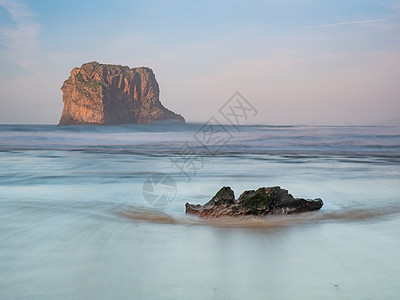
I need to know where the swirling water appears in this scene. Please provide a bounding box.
[0,124,399,299]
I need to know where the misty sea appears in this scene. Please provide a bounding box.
[0,123,399,300]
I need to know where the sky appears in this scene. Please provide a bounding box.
[0,0,399,125]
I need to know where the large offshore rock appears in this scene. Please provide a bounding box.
[58,61,185,125]
[185,186,323,218]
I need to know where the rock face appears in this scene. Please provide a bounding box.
[58,61,185,125]
[185,186,323,218]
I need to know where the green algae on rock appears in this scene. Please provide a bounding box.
[185,186,323,218]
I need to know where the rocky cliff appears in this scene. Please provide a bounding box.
[58,61,185,125]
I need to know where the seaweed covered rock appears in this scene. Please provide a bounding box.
[185,186,323,218]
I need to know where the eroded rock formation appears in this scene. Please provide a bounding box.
[185,186,323,218]
[58,61,185,125]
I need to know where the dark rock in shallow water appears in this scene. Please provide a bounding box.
[185,186,323,218]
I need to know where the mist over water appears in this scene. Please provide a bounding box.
[0,124,400,299]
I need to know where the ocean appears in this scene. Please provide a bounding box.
[0,123,399,299]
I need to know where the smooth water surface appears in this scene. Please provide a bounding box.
[0,124,399,299]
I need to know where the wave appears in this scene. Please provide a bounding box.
[116,205,400,229]
[1,124,400,161]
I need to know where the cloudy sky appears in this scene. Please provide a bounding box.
[0,0,399,125]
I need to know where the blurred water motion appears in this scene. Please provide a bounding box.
[0,124,399,299]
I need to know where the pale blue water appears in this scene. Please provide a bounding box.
[0,124,399,299]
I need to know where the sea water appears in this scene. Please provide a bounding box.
[0,124,399,299]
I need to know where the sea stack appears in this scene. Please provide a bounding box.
[58,61,185,125]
